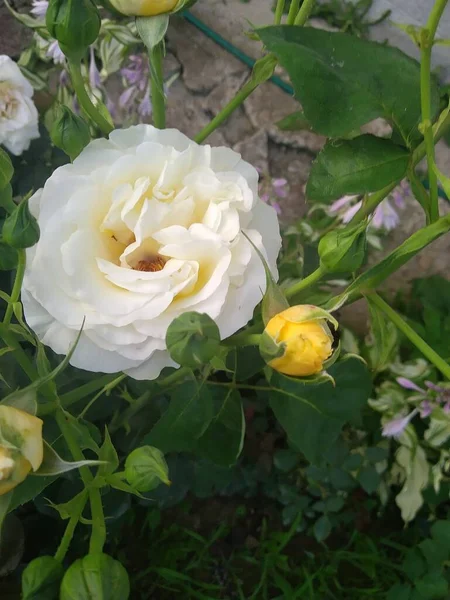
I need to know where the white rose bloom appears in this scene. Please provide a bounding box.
[0,56,39,156]
[22,125,281,380]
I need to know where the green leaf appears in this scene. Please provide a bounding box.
[431,520,450,551]
[8,475,56,512]
[366,295,399,371]
[387,584,413,600]
[125,446,169,492]
[4,0,46,29]
[269,357,371,464]
[60,554,130,600]
[35,442,105,476]
[0,388,37,415]
[144,380,214,453]
[97,428,119,477]
[276,111,312,131]
[135,14,169,50]
[196,388,245,467]
[257,26,439,144]
[307,135,410,202]
[0,492,12,532]
[22,556,63,600]
[402,548,426,580]
[313,514,332,542]
[104,473,144,499]
[415,572,448,599]
[357,465,380,494]
[273,449,300,472]
[47,490,88,520]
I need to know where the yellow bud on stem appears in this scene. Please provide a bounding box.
[109,0,178,16]
[263,305,335,377]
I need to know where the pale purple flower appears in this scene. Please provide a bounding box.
[31,0,48,18]
[260,193,270,204]
[372,199,399,231]
[444,403,450,414]
[329,195,359,213]
[397,377,425,393]
[342,201,362,223]
[89,47,101,90]
[425,381,446,392]
[382,410,418,438]
[138,87,152,117]
[47,40,65,65]
[420,401,433,418]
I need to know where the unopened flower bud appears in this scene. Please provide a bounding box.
[0,148,13,190]
[46,0,101,61]
[22,556,64,600]
[319,221,367,273]
[0,405,44,496]
[166,311,221,369]
[262,305,336,377]
[50,105,90,160]
[125,446,170,492]
[109,0,179,16]
[3,198,40,249]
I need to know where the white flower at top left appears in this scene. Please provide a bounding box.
[0,56,39,156]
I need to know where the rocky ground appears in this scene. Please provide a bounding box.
[1,0,449,332]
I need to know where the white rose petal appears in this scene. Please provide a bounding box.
[0,55,39,156]
[23,125,281,380]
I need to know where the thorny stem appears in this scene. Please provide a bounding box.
[54,490,88,563]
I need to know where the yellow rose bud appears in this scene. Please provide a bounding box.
[0,406,44,496]
[109,0,179,16]
[263,305,335,377]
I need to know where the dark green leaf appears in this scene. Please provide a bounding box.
[357,465,380,494]
[365,447,389,464]
[269,357,372,464]
[387,584,412,600]
[196,388,244,466]
[60,554,130,600]
[313,514,332,542]
[431,520,450,551]
[257,26,439,143]
[273,449,301,472]
[415,572,448,599]
[402,549,426,581]
[8,475,56,512]
[144,380,214,453]
[276,111,312,131]
[98,428,119,477]
[307,135,410,202]
[22,556,63,600]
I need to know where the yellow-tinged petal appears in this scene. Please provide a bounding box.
[264,305,334,377]
[0,406,44,471]
[0,453,31,496]
[110,0,179,16]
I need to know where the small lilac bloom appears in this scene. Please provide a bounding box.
[397,377,425,393]
[89,47,101,89]
[31,0,48,18]
[391,189,406,209]
[138,90,152,117]
[272,202,282,215]
[329,195,359,213]
[420,401,433,418]
[260,193,270,204]
[272,178,288,188]
[119,87,135,109]
[425,381,446,392]
[372,199,399,231]
[444,402,450,414]
[382,409,418,438]
[59,69,69,87]
[342,201,362,223]
[47,40,65,65]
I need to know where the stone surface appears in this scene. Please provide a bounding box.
[0,1,32,57]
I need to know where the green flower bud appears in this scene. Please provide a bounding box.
[3,199,40,249]
[166,311,221,368]
[22,556,63,600]
[46,0,101,61]
[318,221,367,274]
[60,554,130,600]
[125,446,170,492]
[0,148,13,190]
[50,106,91,160]
[0,184,16,214]
[0,242,18,271]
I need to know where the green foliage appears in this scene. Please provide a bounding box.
[125,446,170,492]
[319,220,367,273]
[0,148,13,190]
[22,556,63,600]
[50,106,91,161]
[269,357,372,464]
[60,554,130,600]
[258,26,439,143]
[307,135,410,202]
[2,199,40,249]
[46,0,101,61]
[166,312,221,369]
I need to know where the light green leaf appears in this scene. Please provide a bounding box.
[395,442,429,523]
[196,388,245,466]
[307,135,410,202]
[34,442,106,476]
[47,490,88,520]
[8,475,56,512]
[0,388,37,415]
[276,111,312,131]
[366,295,399,371]
[269,357,371,464]
[105,473,145,499]
[4,0,46,29]
[135,14,169,50]
[257,26,439,144]
[97,428,119,477]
